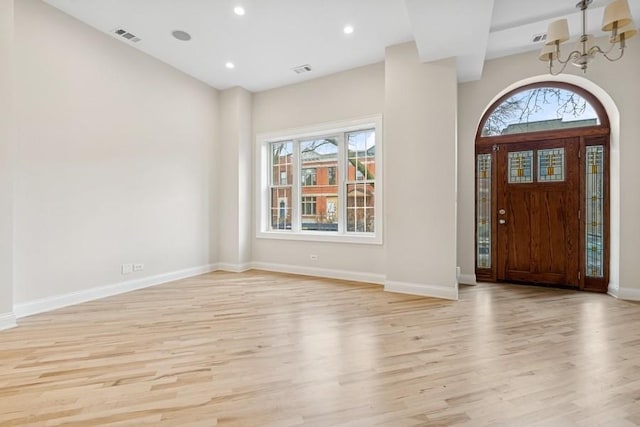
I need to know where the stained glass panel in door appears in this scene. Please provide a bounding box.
[477,154,492,269]
[586,145,604,278]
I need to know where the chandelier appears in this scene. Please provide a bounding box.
[539,0,637,75]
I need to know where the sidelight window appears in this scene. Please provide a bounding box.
[476,154,492,269]
[585,145,605,278]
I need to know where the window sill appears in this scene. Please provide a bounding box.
[256,230,383,245]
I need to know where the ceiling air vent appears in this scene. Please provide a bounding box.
[113,28,141,43]
[292,64,312,74]
[532,33,547,43]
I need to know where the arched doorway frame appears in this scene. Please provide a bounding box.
[474,75,619,293]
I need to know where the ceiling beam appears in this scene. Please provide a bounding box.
[405,0,495,82]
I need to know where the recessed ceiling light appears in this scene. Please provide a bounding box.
[343,25,354,35]
[234,6,245,16]
[172,30,191,41]
[225,62,235,69]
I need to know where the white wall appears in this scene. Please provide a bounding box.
[218,87,252,269]
[457,40,640,298]
[10,2,462,315]
[251,44,459,300]
[384,43,458,299]
[0,0,15,326]
[251,62,387,280]
[12,0,220,305]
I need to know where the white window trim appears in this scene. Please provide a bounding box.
[256,115,383,245]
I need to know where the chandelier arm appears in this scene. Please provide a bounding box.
[548,58,571,76]
[589,42,616,57]
[555,49,582,65]
[589,43,626,62]
[603,47,625,62]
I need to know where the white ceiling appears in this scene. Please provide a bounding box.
[44,0,640,92]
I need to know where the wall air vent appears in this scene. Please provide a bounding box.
[532,33,547,43]
[112,28,141,43]
[292,64,312,74]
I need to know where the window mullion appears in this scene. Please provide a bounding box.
[292,140,301,232]
[266,143,272,232]
[337,133,346,234]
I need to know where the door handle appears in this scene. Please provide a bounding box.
[499,219,506,225]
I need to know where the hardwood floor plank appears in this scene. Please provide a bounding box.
[1,271,639,426]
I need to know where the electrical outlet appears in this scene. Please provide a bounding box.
[121,263,133,275]
[133,263,144,272]
[310,254,318,261]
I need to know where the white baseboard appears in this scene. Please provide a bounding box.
[458,274,477,285]
[10,262,461,321]
[217,262,252,273]
[14,263,218,319]
[0,312,17,331]
[609,285,640,301]
[608,282,619,299]
[385,280,458,300]
[251,262,385,285]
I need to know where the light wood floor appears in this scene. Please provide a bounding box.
[1,271,640,426]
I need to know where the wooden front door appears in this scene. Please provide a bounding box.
[496,138,580,287]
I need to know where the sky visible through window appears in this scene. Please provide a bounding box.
[301,132,376,156]
[482,87,600,136]
[525,97,598,123]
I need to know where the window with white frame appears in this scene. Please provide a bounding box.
[257,116,382,244]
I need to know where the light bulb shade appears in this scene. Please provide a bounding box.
[538,44,558,61]
[611,23,638,42]
[602,0,634,32]
[545,19,570,45]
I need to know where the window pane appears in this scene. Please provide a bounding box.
[538,148,565,182]
[271,142,293,185]
[270,187,292,230]
[508,150,533,184]
[346,130,375,234]
[586,145,604,278]
[346,183,375,233]
[347,130,375,182]
[300,138,339,232]
[477,154,491,269]
[301,168,317,186]
[482,87,600,136]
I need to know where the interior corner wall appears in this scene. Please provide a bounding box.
[383,42,458,299]
[251,62,387,279]
[218,87,252,269]
[13,0,220,306]
[457,40,640,297]
[0,0,15,321]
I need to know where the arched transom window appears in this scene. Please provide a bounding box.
[481,86,602,137]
